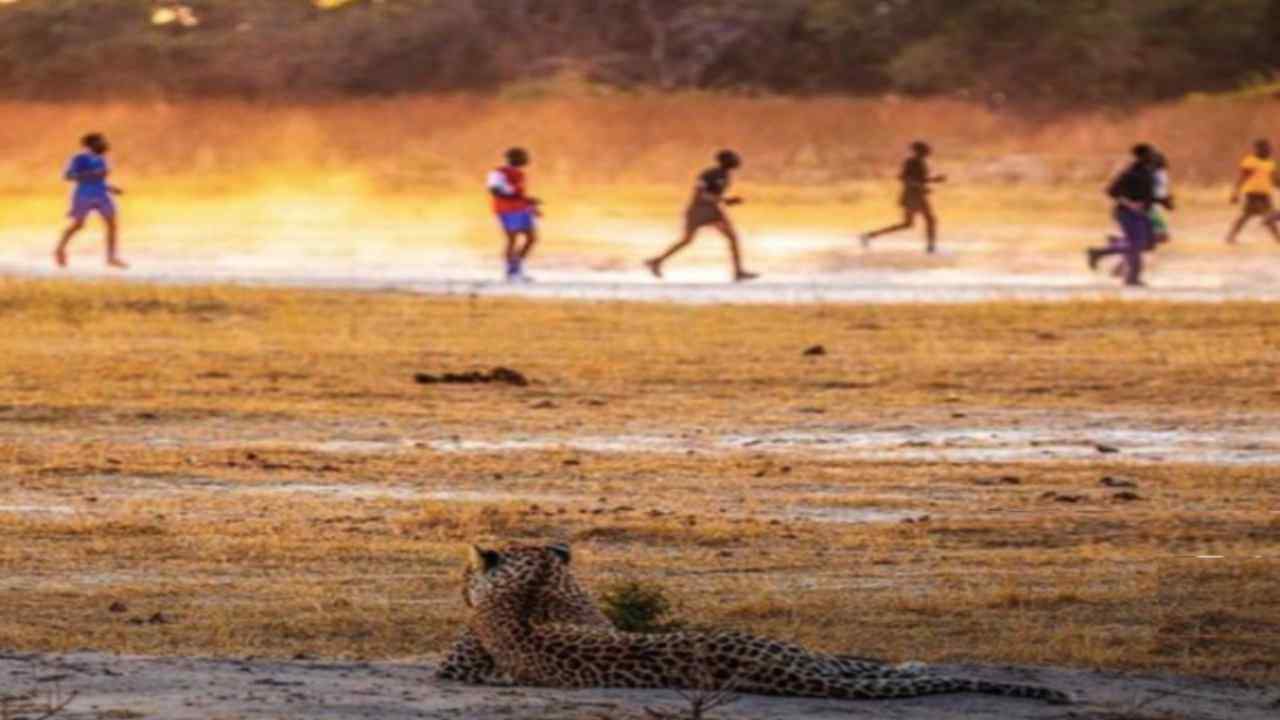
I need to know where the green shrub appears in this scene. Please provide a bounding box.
[600,581,683,634]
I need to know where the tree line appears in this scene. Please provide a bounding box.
[2,0,1278,107]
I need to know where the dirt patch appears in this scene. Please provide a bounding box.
[413,367,530,387]
[198,422,1280,466]
[1,653,1276,720]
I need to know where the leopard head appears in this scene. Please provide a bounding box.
[464,543,573,612]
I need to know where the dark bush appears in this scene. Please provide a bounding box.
[1,0,1276,107]
[601,580,683,633]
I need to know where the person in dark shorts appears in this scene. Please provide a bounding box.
[1087,144,1158,288]
[1225,139,1279,244]
[860,141,946,254]
[645,150,758,283]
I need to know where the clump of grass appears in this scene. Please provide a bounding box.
[601,581,683,634]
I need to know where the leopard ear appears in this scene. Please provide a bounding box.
[547,543,572,565]
[469,545,502,571]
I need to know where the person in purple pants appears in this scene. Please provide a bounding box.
[1087,144,1157,288]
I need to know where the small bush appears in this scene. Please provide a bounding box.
[600,581,682,634]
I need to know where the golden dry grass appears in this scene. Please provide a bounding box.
[1,278,1278,422]
[0,279,1277,685]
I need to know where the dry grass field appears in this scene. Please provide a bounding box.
[1,279,1277,689]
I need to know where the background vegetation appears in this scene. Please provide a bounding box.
[4,0,1280,107]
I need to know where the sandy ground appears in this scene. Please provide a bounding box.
[8,265,1280,304]
[8,219,1280,303]
[5,409,1279,467]
[3,263,1278,717]
[3,652,1277,720]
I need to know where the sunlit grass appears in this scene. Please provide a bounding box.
[0,279,1277,420]
[0,280,1277,681]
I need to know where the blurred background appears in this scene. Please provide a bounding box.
[6,0,1279,105]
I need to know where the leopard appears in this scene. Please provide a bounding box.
[436,542,611,683]
[438,542,909,684]
[439,542,911,684]
[458,543,1073,704]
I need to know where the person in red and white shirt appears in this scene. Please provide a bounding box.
[487,147,542,282]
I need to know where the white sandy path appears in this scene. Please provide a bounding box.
[7,251,1280,304]
[3,652,1278,720]
[7,407,1280,467]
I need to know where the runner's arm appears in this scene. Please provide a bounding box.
[487,170,540,205]
[487,170,518,199]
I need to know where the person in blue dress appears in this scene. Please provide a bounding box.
[55,133,128,269]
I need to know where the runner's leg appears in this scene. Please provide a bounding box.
[55,218,85,268]
[1119,208,1148,286]
[1226,210,1254,244]
[518,226,538,261]
[864,208,916,242]
[646,226,698,277]
[714,219,757,282]
[922,204,938,254]
[104,213,127,269]
[1264,212,1280,243]
[503,228,521,277]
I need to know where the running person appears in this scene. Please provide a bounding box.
[860,141,946,254]
[1225,139,1280,244]
[1087,144,1158,287]
[55,133,127,269]
[645,150,758,283]
[1109,151,1174,278]
[488,147,541,282]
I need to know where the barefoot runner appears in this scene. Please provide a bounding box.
[646,150,758,283]
[488,147,541,282]
[860,141,946,254]
[1225,139,1280,244]
[55,133,127,269]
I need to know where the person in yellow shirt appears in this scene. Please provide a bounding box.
[1226,139,1280,244]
